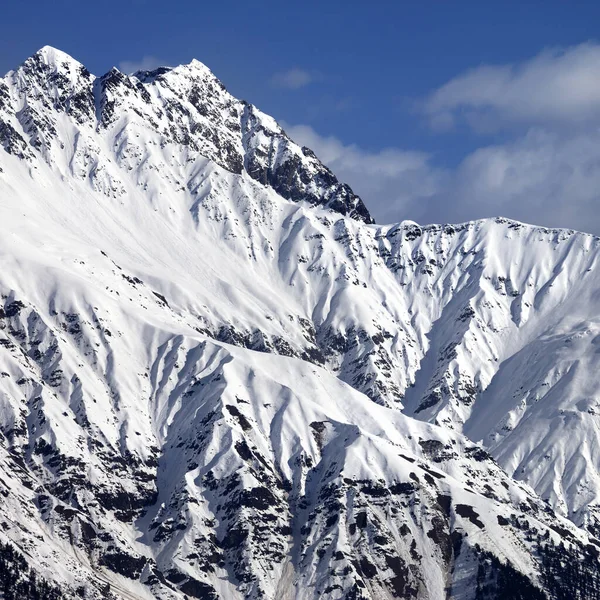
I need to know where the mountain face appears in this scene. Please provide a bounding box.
[1,46,600,599]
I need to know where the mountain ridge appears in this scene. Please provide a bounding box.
[1,46,600,599]
[1,45,372,223]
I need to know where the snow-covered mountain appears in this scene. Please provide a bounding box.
[1,46,600,599]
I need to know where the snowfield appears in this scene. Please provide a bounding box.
[1,46,600,598]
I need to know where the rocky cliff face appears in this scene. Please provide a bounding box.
[1,46,600,599]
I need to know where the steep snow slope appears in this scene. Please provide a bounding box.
[0,250,598,599]
[1,46,600,598]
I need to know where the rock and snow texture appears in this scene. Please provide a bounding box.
[1,46,600,598]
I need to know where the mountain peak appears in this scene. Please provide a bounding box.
[1,47,374,223]
[188,57,210,70]
[167,57,221,84]
[26,45,86,71]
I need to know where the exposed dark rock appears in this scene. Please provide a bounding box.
[180,577,219,599]
[456,504,485,529]
[4,301,25,318]
[99,550,146,579]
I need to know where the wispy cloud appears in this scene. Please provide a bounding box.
[118,56,169,75]
[286,123,600,235]
[281,42,600,233]
[451,129,600,233]
[270,68,314,90]
[424,43,600,131]
[285,124,445,224]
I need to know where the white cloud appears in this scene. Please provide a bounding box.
[286,124,600,235]
[282,43,600,233]
[286,124,446,224]
[451,129,600,233]
[118,56,169,75]
[425,43,600,131]
[270,68,313,90]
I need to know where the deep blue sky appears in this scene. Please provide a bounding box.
[3,1,600,231]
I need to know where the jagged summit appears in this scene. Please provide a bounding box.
[1,48,600,599]
[2,46,373,223]
[28,45,84,67]
[133,64,174,80]
[21,46,216,83]
[130,58,218,83]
